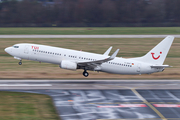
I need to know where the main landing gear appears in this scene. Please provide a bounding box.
[83,70,89,77]
[18,60,22,65]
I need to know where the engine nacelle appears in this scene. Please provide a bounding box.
[59,60,77,70]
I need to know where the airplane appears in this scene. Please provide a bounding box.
[4,36,174,77]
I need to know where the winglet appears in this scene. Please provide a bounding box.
[103,46,112,56]
[109,49,119,59]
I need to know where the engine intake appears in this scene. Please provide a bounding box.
[59,60,77,70]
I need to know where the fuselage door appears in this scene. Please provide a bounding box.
[24,45,29,54]
[137,63,141,72]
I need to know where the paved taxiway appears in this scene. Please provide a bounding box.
[0,35,179,38]
[1,80,180,120]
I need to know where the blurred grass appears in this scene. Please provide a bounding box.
[0,91,59,120]
[0,27,180,35]
[1,38,180,57]
[1,37,180,79]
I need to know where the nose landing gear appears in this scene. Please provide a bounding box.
[83,70,89,77]
[18,60,22,65]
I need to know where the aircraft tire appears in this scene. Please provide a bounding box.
[19,62,22,65]
[83,71,89,77]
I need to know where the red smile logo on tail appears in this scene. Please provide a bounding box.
[151,52,162,60]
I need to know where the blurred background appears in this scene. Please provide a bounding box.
[0,0,180,27]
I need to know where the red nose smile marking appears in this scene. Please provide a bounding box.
[151,52,162,60]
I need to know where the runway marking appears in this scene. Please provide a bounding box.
[131,88,167,120]
[153,104,180,107]
[88,102,145,104]
[98,104,147,108]
[0,84,52,86]
[166,91,180,101]
[97,117,180,120]
[88,102,180,105]
[60,111,107,116]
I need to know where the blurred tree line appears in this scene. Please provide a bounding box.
[0,0,180,27]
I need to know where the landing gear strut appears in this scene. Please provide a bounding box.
[83,70,89,77]
[18,60,22,65]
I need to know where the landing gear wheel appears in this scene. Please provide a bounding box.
[18,61,22,65]
[83,71,89,77]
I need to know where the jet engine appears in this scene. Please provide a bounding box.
[59,60,77,70]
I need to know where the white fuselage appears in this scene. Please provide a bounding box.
[5,43,163,75]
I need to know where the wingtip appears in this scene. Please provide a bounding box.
[166,35,175,39]
[109,49,119,59]
[103,46,113,56]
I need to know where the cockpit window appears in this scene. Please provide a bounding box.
[13,46,19,48]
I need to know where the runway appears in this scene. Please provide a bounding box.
[1,80,180,120]
[0,79,179,89]
[0,35,179,38]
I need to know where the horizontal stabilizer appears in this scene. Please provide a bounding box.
[151,65,171,68]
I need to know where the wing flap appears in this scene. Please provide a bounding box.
[77,49,119,69]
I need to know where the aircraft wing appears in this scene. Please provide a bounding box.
[151,65,172,68]
[77,49,119,70]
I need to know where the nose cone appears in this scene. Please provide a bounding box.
[4,48,8,52]
[4,47,11,54]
